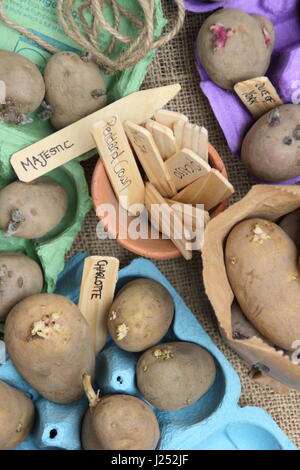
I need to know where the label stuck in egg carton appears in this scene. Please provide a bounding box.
[92,115,145,215]
[234,77,283,118]
[78,255,119,355]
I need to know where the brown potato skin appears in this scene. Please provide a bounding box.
[241,105,300,182]
[81,394,160,450]
[0,380,35,450]
[5,293,95,404]
[225,218,300,350]
[0,177,68,239]
[197,8,274,91]
[44,51,107,129]
[279,209,300,250]
[0,252,43,320]
[108,279,174,352]
[136,341,216,411]
[0,50,45,114]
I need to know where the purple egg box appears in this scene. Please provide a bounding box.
[185,0,300,184]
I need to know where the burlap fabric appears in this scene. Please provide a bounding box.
[68,2,300,448]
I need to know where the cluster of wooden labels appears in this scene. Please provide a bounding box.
[92,108,235,260]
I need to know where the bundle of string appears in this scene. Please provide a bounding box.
[0,0,185,74]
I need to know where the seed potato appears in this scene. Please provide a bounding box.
[44,51,107,129]
[0,177,68,239]
[136,341,216,411]
[0,252,43,320]
[197,8,274,91]
[241,105,300,182]
[81,391,160,450]
[279,209,300,250]
[5,293,95,404]
[0,380,35,450]
[0,50,45,117]
[225,218,300,350]
[108,278,174,352]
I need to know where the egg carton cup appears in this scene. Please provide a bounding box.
[0,254,296,450]
[188,0,300,184]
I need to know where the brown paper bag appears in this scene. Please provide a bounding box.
[202,185,300,393]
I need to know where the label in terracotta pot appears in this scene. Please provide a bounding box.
[172,169,234,210]
[92,115,145,215]
[124,121,177,198]
[234,77,283,118]
[165,148,211,190]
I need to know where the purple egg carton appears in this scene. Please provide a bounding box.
[185,0,300,184]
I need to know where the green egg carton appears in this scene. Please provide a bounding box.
[0,0,166,310]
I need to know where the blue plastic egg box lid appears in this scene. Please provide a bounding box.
[0,254,297,450]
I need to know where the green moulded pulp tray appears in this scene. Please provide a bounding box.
[0,0,167,318]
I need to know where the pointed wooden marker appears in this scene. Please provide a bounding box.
[145,182,192,260]
[172,169,234,210]
[145,120,177,160]
[92,115,145,215]
[165,148,211,190]
[10,84,181,182]
[154,109,188,129]
[124,121,177,198]
[78,256,119,355]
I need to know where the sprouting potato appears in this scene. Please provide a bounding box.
[136,341,216,411]
[197,8,274,91]
[0,380,35,450]
[0,177,68,239]
[4,293,95,404]
[108,278,174,352]
[81,375,160,450]
[0,50,45,123]
[225,218,300,350]
[0,252,43,320]
[44,51,107,129]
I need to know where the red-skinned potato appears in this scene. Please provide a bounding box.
[241,105,300,182]
[197,8,274,91]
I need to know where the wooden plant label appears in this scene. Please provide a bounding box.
[10,84,181,182]
[145,182,192,260]
[124,121,177,198]
[78,256,119,355]
[0,80,5,104]
[154,109,188,129]
[165,148,211,190]
[173,169,234,210]
[234,77,283,118]
[145,120,177,160]
[166,199,210,230]
[92,115,145,215]
[173,120,185,149]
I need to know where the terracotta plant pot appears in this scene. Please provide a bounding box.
[91,143,228,259]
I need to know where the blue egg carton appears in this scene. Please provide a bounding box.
[0,254,296,450]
